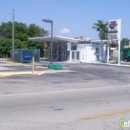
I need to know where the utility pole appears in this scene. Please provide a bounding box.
[12,9,14,61]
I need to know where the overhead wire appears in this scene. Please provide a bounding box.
[0,10,12,37]
[0,11,12,24]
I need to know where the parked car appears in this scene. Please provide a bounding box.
[123,56,130,62]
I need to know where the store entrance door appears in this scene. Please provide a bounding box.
[57,43,67,61]
[71,51,80,62]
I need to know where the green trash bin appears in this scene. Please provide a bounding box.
[48,63,54,69]
[53,64,62,70]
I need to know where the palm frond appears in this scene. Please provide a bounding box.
[92,20,108,40]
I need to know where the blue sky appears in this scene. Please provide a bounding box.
[0,0,130,40]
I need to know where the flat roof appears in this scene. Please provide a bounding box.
[29,36,86,43]
[28,36,108,44]
[92,40,108,43]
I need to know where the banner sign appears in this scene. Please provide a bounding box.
[108,19,121,44]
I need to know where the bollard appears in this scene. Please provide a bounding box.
[32,56,35,74]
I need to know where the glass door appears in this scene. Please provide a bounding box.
[57,41,67,61]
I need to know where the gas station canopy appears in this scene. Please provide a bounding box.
[29,36,86,44]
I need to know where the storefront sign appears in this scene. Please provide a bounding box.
[107,19,121,64]
[94,47,99,55]
[108,19,121,44]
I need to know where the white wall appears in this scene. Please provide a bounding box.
[67,41,72,61]
[77,44,86,62]
[77,44,86,51]
[67,42,106,62]
[67,42,71,50]
[77,43,106,62]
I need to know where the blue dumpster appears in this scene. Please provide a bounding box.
[14,49,32,63]
[14,49,40,63]
[23,50,32,63]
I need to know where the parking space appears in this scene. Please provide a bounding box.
[0,61,47,72]
[0,61,49,77]
[0,61,130,130]
[0,61,130,95]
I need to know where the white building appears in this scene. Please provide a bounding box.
[29,36,107,63]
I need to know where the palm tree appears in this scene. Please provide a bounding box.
[92,20,108,62]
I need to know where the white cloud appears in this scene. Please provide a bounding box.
[59,27,70,34]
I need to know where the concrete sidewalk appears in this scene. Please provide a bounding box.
[39,60,130,68]
[81,61,130,68]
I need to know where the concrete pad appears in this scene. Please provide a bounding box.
[0,63,15,66]
[0,66,15,70]
[35,70,73,76]
[36,69,73,76]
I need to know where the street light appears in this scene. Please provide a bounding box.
[42,19,53,64]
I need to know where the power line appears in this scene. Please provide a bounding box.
[0,10,12,37]
[0,11,12,24]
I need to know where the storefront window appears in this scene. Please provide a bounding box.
[71,43,77,50]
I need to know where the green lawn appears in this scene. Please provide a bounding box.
[121,62,130,65]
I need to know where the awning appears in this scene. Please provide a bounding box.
[29,36,108,44]
[92,40,108,43]
[29,36,86,44]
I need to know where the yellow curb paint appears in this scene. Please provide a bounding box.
[80,108,130,120]
[0,71,38,77]
[0,70,57,77]
[0,71,36,75]
[32,57,35,74]
[0,75,12,77]
[0,71,53,77]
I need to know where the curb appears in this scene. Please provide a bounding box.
[81,62,130,68]
[0,69,73,77]
[0,71,38,77]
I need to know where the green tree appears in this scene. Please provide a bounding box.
[27,40,44,57]
[121,38,129,48]
[0,38,12,57]
[0,21,49,39]
[15,22,28,41]
[0,38,23,58]
[0,21,28,41]
[92,20,108,62]
[0,21,12,38]
[27,24,49,37]
[0,21,48,57]
[27,24,49,57]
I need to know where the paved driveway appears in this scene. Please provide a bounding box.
[0,62,130,130]
[0,62,130,93]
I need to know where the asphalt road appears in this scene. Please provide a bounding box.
[0,84,130,130]
[0,62,130,130]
